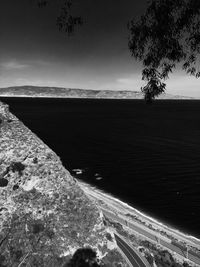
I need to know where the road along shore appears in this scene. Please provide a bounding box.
[78,180,200,266]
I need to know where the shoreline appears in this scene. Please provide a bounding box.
[0,94,198,100]
[77,179,200,248]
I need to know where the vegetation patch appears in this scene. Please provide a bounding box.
[0,178,8,187]
[32,221,45,234]
[12,184,19,191]
[33,157,38,164]
[0,254,6,267]
[102,248,128,267]
[10,162,25,176]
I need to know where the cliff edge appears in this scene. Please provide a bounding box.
[0,101,126,266]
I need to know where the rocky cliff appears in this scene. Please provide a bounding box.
[0,101,126,266]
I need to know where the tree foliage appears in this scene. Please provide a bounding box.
[66,248,100,267]
[36,0,83,35]
[128,0,200,101]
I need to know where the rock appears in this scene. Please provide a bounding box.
[0,101,125,266]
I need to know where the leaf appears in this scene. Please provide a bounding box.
[128,0,200,99]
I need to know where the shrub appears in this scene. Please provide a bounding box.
[65,248,100,267]
[10,162,25,176]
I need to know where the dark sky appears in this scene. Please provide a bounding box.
[0,0,199,96]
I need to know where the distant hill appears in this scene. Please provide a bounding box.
[0,85,194,99]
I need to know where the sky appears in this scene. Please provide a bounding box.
[0,0,200,97]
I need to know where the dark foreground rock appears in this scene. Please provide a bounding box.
[0,101,127,266]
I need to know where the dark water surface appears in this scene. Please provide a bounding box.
[2,97,200,237]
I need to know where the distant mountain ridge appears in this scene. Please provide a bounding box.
[0,85,194,99]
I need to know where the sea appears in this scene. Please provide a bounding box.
[1,97,200,238]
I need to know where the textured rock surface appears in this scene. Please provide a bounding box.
[0,101,125,266]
